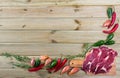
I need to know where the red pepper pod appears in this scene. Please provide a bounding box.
[53,58,61,69]
[103,23,119,34]
[47,58,61,73]
[54,58,68,72]
[28,64,44,72]
[103,20,111,27]
[108,12,116,29]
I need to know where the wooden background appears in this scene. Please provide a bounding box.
[0,0,120,78]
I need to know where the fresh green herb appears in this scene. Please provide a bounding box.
[65,53,76,59]
[107,8,113,18]
[34,58,41,67]
[106,33,114,42]
[12,62,31,69]
[1,53,31,62]
[65,33,115,59]
[1,52,12,57]
[82,43,93,57]
[49,59,57,68]
[93,40,105,47]
[65,43,93,59]
[105,40,115,45]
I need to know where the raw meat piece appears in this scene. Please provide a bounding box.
[82,46,118,74]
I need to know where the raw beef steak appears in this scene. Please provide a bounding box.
[82,46,118,74]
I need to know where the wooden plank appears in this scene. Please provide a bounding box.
[0,30,119,44]
[0,18,119,31]
[115,6,120,18]
[0,56,120,77]
[0,43,83,56]
[0,6,108,17]
[0,69,119,78]
[0,18,107,30]
[0,18,78,30]
[0,43,119,56]
[0,0,68,2]
[0,69,41,78]
[63,0,120,6]
[0,31,51,43]
[0,0,120,6]
[0,31,119,43]
[51,31,120,43]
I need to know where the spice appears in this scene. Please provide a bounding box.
[103,23,119,34]
[54,58,62,69]
[49,59,57,68]
[103,20,111,27]
[28,64,44,72]
[93,40,105,47]
[108,12,116,29]
[105,40,115,45]
[54,58,68,72]
[47,58,61,73]
[34,58,41,67]
[107,8,113,18]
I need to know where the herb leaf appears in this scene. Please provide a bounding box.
[1,53,31,62]
[65,43,92,59]
[12,62,31,69]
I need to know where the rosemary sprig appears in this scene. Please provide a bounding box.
[65,43,93,59]
[82,43,93,57]
[11,62,31,69]
[1,53,31,62]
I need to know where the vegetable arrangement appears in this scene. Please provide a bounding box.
[1,8,119,76]
[103,8,119,34]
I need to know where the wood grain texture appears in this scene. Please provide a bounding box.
[0,18,119,31]
[0,43,83,56]
[0,56,119,78]
[0,43,119,56]
[0,6,108,17]
[0,0,120,6]
[0,31,120,43]
[0,17,118,31]
[0,0,119,78]
[1,6,120,17]
[115,6,120,18]
[0,18,105,30]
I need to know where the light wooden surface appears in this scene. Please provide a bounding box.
[0,0,120,78]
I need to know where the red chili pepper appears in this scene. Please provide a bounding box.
[103,23,119,34]
[108,12,116,29]
[28,64,44,72]
[47,58,61,73]
[54,58,68,72]
[54,58,62,69]
[103,20,111,27]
